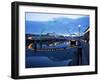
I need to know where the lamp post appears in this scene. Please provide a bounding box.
[78,24,81,37]
[77,24,82,65]
[78,24,81,46]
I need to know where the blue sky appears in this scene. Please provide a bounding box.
[25,12,89,36]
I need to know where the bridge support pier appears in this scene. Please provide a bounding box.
[77,47,82,65]
[34,41,37,52]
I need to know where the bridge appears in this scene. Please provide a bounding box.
[26,26,89,52]
[26,37,71,50]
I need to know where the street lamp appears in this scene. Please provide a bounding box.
[77,24,82,65]
[78,24,81,46]
[78,24,81,37]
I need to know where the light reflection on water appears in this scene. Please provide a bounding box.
[25,47,78,68]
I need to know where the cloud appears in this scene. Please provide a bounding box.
[26,12,88,21]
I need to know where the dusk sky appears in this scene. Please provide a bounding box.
[25,12,89,36]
